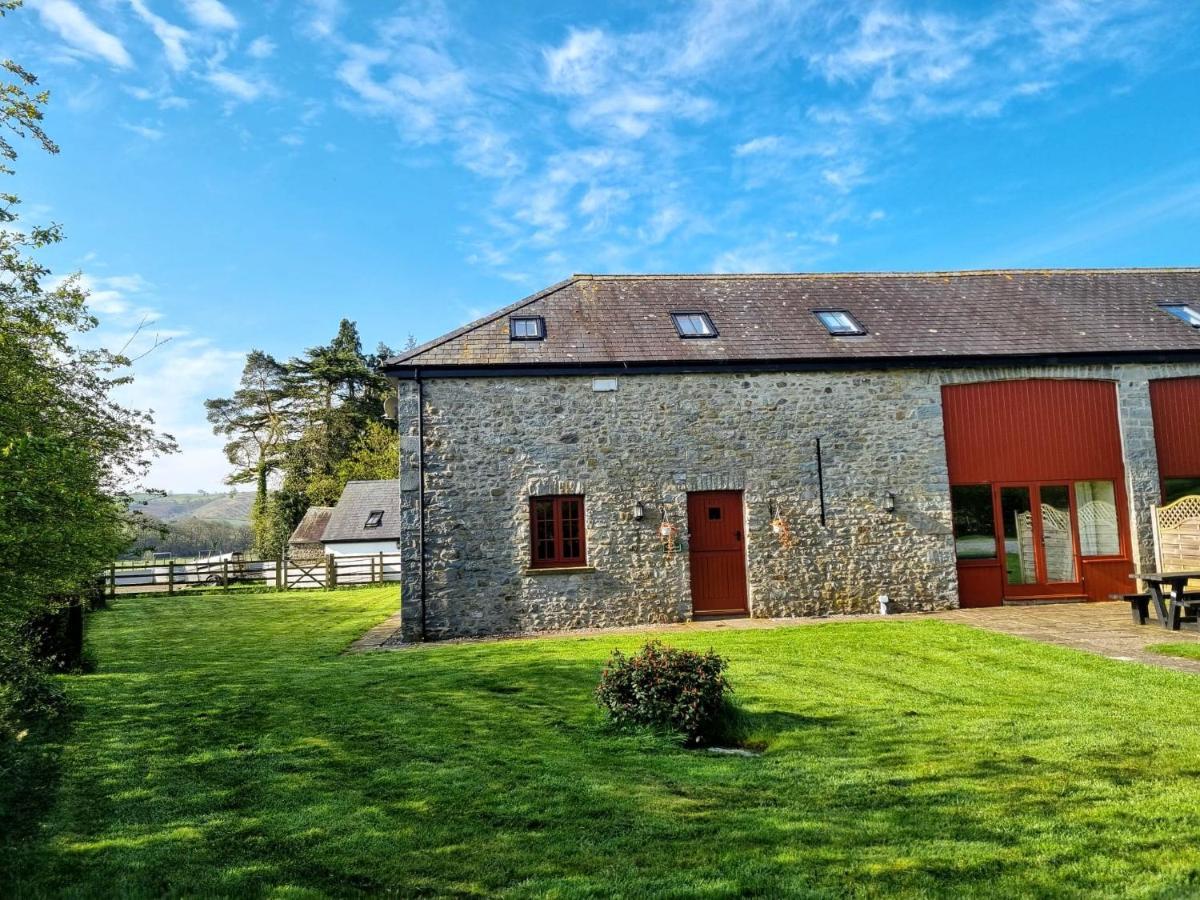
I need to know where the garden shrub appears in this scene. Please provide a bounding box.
[595,641,733,745]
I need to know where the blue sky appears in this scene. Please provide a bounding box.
[6,0,1200,491]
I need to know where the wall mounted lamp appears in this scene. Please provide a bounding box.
[883,491,896,513]
[633,501,645,521]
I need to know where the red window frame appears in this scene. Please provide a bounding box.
[529,495,586,568]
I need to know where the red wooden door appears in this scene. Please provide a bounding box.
[687,491,748,615]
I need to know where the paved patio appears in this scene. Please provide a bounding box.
[352,601,1200,673]
[931,601,1200,673]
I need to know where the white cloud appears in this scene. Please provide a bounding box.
[65,267,244,492]
[641,204,687,244]
[336,39,471,138]
[122,121,165,140]
[125,84,191,109]
[204,68,273,102]
[181,0,237,31]
[821,160,866,193]
[34,0,133,68]
[544,28,611,95]
[128,0,190,72]
[734,135,782,156]
[115,340,248,492]
[453,121,523,179]
[247,35,277,59]
[302,0,343,40]
[290,0,1182,285]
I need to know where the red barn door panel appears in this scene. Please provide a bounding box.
[942,380,1123,484]
[1150,377,1200,482]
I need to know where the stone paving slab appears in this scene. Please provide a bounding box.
[351,602,1200,674]
[930,601,1200,674]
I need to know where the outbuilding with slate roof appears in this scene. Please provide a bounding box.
[321,480,401,556]
[381,270,1200,642]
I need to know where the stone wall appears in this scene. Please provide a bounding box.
[393,362,1200,641]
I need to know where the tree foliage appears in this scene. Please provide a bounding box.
[124,516,253,559]
[1,4,173,747]
[206,323,397,558]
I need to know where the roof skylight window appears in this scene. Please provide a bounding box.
[671,312,718,338]
[364,510,385,528]
[814,309,866,336]
[509,316,545,340]
[1161,303,1200,328]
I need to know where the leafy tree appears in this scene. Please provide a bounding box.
[1,2,172,748]
[265,323,393,554]
[204,351,292,554]
[335,420,400,484]
[125,516,252,558]
[206,323,398,559]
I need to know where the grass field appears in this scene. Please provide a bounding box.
[6,589,1200,897]
[1148,641,1200,662]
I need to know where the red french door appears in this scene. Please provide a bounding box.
[996,482,1083,598]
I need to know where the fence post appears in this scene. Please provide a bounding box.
[168,560,175,594]
[109,564,116,600]
[378,551,385,584]
[223,559,230,592]
[327,553,337,590]
[282,549,290,591]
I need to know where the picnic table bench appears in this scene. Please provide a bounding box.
[1128,571,1200,630]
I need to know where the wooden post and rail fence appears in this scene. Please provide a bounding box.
[101,550,401,598]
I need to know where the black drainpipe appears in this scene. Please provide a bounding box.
[416,367,427,641]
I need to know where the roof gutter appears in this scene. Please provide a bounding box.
[381,348,1200,380]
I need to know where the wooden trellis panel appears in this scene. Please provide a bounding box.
[1154,495,1200,590]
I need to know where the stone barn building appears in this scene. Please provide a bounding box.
[382,270,1200,642]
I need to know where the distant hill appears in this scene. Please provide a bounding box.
[128,492,254,525]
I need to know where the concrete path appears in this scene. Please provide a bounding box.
[351,601,1200,673]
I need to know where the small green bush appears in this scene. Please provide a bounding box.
[595,641,732,745]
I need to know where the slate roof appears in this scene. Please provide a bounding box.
[288,506,334,545]
[382,270,1200,371]
[322,480,400,543]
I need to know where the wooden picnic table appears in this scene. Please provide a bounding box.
[1131,570,1200,630]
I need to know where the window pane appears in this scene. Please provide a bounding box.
[532,498,555,562]
[511,318,542,339]
[1040,485,1076,582]
[1075,480,1119,556]
[672,313,714,336]
[560,498,581,561]
[1164,477,1200,504]
[816,310,861,334]
[951,485,996,560]
[1000,487,1035,584]
[1164,304,1200,327]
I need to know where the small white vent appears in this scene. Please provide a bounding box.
[592,378,618,392]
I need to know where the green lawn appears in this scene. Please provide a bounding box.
[1148,642,1200,662]
[7,589,1200,897]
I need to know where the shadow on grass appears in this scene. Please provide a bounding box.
[12,601,1200,896]
[0,705,77,884]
